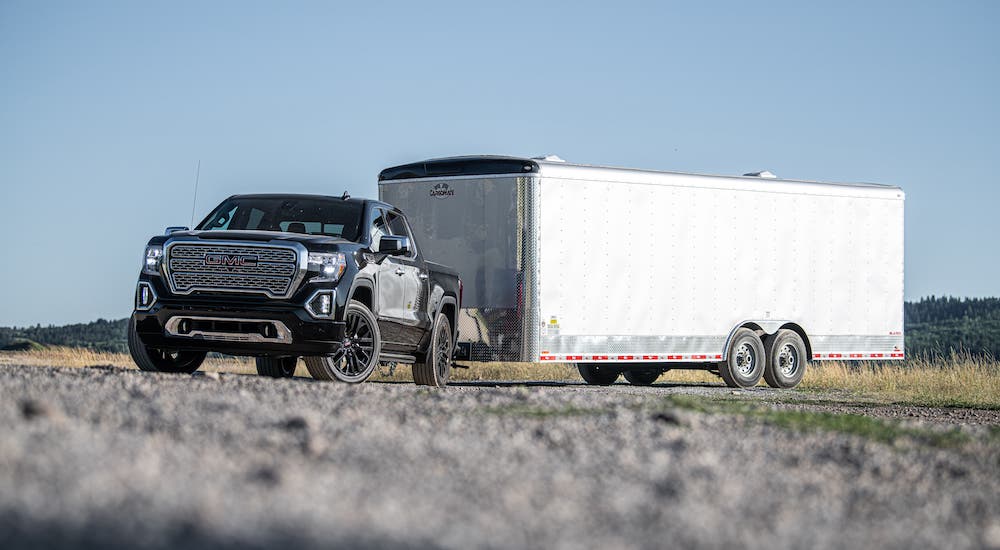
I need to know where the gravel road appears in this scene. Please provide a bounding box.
[1,364,998,549]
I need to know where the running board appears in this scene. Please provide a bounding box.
[379,352,417,364]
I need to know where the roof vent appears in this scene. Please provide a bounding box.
[531,155,565,163]
[743,170,777,179]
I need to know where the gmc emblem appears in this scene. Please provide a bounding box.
[204,253,259,267]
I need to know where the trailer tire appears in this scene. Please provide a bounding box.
[255,356,298,378]
[412,313,453,387]
[128,315,206,374]
[718,328,765,388]
[304,301,381,383]
[577,363,619,385]
[623,369,661,386]
[763,329,807,389]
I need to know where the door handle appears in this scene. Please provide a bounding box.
[395,267,406,276]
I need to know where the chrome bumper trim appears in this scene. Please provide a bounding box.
[164,316,294,344]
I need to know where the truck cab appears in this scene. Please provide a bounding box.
[130,193,461,386]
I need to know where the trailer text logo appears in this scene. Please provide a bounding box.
[204,254,259,267]
[430,183,455,199]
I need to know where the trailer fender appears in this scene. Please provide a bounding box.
[722,320,809,360]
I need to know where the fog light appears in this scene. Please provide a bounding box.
[135,282,157,311]
[305,290,336,319]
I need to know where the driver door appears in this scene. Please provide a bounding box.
[371,208,421,349]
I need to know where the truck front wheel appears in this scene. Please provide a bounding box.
[256,356,298,378]
[577,363,619,385]
[412,313,453,387]
[128,315,206,374]
[762,330,807,389]
[718,328,765,388]
[304,301,382,383]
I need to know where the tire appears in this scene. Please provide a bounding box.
[412,313,454,387]
[577,363,619,385]
[256,356,298,378]
[763,329,807,389]
[127,315,206,374]
[718,328,765,388]
[304,300,381,383]
[623,369,661,386]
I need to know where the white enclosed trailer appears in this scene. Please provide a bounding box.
[378,156,905,388]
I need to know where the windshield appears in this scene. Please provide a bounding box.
[197,197,365,241]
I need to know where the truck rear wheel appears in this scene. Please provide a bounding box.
[763,329,807,389]
[718,328,765,388]
[304,301,381,383]
[256,356,298,378]
[577,363,619,385]
[128,315,206,374]
[413,313,454,387]
[623,369,661,386]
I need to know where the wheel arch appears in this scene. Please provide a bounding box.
[349,279,375,311]
[435,295,459,343]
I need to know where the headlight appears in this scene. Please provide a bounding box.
[308,252,347,283]
[143,245,163,275]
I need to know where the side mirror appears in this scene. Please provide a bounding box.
[378,236,410,255]
[165,226,190,235]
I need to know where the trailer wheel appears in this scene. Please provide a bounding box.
[763,330,807,389]
[304,301,381,383]
[718,328,765,388]
[577,363,619,385]
[623,369,661,386]
[128,315,206,374]
[256,356,298,378]
[412,313,453,387]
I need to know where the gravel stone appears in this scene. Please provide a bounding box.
[0,364,997,550]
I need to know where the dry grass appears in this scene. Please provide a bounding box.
[799,353,1000,409]
[0,347,260,376]
[2,348,997,409]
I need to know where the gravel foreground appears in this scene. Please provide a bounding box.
[1,364,998,550]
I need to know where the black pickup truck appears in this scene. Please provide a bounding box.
[129,193,461,386]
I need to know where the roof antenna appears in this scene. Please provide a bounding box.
[189,160,201,227]
[341,190,351,200]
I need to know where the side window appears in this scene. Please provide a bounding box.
[386,211,417,258]
[370,208,390,248]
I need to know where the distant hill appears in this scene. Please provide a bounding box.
[1,297,997,359]
[0,318,128,353]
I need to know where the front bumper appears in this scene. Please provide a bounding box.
[133,280,346,357]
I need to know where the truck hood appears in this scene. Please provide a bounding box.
[166,230,358,248]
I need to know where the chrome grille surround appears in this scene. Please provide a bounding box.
[163,239,308,299]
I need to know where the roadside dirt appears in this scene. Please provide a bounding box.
[1,364,998,549]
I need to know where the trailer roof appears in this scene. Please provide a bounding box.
[379,155,903,197]
[378,156,540,181]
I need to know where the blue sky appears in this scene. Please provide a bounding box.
[1,1,997,326]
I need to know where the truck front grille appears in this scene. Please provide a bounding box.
[165,242,302,298]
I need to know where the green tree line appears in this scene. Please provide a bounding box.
[904,296,1000,359]
[1,297,998,358]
